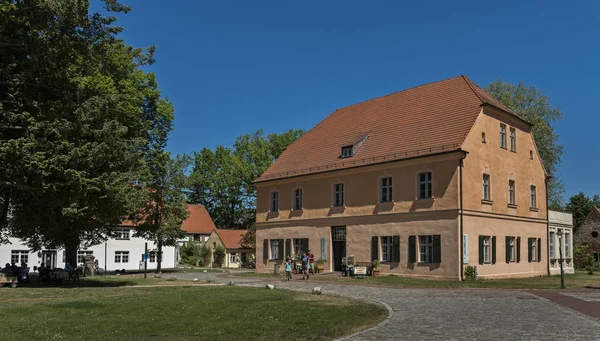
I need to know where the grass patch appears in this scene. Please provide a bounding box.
[2,286,386,341]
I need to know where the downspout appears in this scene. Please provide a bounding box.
[545,175,551,275]
[459,151,468,281]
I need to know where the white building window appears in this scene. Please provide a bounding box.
[509,127,516,151]
[418,172,432,199]
[11,250,29,264]
[380,177,392,203]
[508,237,516,262]
[419,235,433,263]
[341,146,353,158]
[293,238,308,256]
[229,253,237,264]
[294,188,303,210]
[549,231,555,259]
[334,183,344,207]
[482,236,491,263]
[530,239,537,262]
[270,192,279,212]
[530,186,537,208]
[500,123,507,149]
[77,251,93,264]
[482,174,490,201]
[565,233,571,258]
[381,236,393,262]
[115,228,130,240]
[508,180,516,205]
[270,240,281,260]
[115,251,129,263]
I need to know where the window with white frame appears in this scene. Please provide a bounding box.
[271,191,279,212]
[418,172,432,199]
[500,123,507,149]
[482,236,491,263]
[149,251,162,263]
[77,251,93,264]
[294,188,303,210]
[341,146,353,158]
[11,250,29,264]
[270,240,281,260]
[419,235,433,263]
[380,177,392,203]
[381,236,393,262]
[115,251,129,263]
[293,238,308,255]
[482,174,491,201]
[565,233,571,258]
[115,228,130,240]
[549,231,555,259]
[508,237,516,262]
[530,186,537,208]
[509,127,516,151]
[508,180,516,205]
[530,239,537,262]
[334,183,344,207]
[229,253,237,264]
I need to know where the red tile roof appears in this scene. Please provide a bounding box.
[256,75,520,182]
[181,205,217,234]
[214,229,250,249]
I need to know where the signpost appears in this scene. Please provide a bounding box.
[144,242,148,279]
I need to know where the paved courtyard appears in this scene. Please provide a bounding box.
[168,271,600,340]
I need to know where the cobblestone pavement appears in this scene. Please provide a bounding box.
[167,272,600,340]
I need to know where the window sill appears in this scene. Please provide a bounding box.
[529,207,539,212]
[415,197,435,201]
[507,204,518,209]
[500,146,507,150]
[481,199,493,205]
[510,149,516,153]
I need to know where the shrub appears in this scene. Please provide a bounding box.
[198,243,212,266]
[213,245,226,266]
[464,265,476,281]
[573,245,593,269]
[180,241,201,266]
[371,259,380,271]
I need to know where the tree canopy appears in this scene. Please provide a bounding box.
[565,192,600,232]
[0,0,174,265]
[485,79,564,208]
[189,129,304,230]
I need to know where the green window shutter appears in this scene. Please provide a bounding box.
[505,237,511,263]
[302,238,309,254]
[278,239,284,260]
[285,239,291,258]
[537,238,541,263]
[527,238,532,263]
[371,236,379,261]
[478,236,484,265]
[433,235,441,263]
[408,236,416,263]
[516,237,521,263]
[320,237,327,260]
[392,236,400,262]
[263,239,269,262]
[492,236,497,264]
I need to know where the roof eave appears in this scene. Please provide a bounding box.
[481,102,532,127]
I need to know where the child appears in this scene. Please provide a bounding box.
[284,258,293,281]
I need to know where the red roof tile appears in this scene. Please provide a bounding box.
[181,205,216,234]
[256,75,518,182]
[214,229,250,249]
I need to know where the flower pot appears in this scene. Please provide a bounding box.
[372,270,380,277]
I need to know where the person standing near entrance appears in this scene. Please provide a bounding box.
[308,250,315,274]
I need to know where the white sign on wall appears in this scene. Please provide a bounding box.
[463,234,468,264]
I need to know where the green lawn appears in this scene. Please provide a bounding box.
[238,271,600,289]
[2,285,386,341]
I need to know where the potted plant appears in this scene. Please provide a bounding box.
[316,259,326,273]
[371,260,381,277]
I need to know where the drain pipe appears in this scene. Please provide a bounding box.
[459,151,468,281]
[545,175,551,275]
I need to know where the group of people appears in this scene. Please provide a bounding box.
[1,261,29,284]
[284,250,315,281]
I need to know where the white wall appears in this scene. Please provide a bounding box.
[548,210,575,275]
[0,235,180,271]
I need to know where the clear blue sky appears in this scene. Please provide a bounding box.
[98,0,599,201]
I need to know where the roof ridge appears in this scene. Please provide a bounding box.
[461,75,486,105]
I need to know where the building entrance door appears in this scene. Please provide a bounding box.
[42,251,57,269]
[332,226,346,271]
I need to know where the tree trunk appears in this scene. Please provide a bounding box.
[156,240,163,274]
[64,236,79,268]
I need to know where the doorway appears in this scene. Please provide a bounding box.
[42,251,57,269]
[332,226,346,271]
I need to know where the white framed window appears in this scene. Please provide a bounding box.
[294,188,303,210]
[77,251,93,264]
[419,235,433,263]
[341,146,353,158]
[508,180,516,205]
[380,177,392,203]
[418,172,432,199]
[115,251,129,263]
[482,174,490,201]
[270,240,281,260]
[115,228,130,240]
[11,250,29,264]
[229,253,237,264]
[482,236,490,263]
[508,237,516,262]
[549,231,555,259]
[334,183,344,207]
[293,238,308,255]
[565,233,571,258]
[509,127,516,151]
[500,123,507,149]
[381,236,393,262]
[530,239,537,262]
[270,191,279,212]
[530,186,537,208]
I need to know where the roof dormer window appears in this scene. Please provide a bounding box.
[341,146,353,158]
[340,131,371,159]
